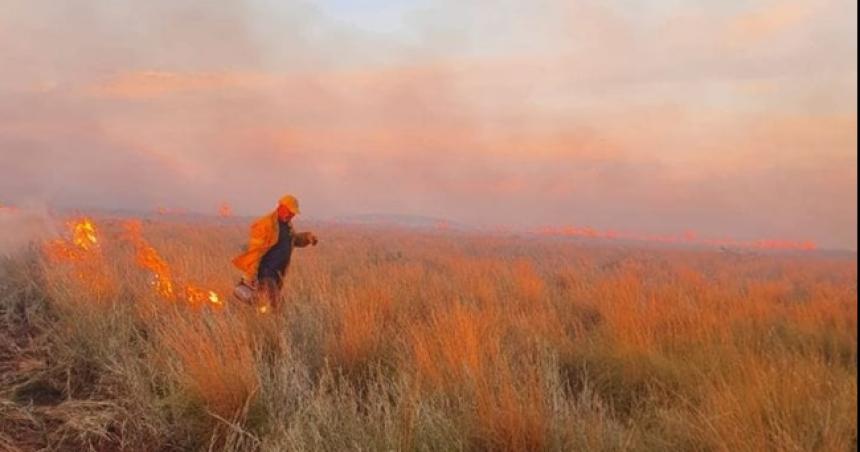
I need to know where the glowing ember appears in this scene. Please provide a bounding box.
[184,285,206,305]
[184,284,224,307]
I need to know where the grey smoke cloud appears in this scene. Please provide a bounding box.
[0,204,56,256]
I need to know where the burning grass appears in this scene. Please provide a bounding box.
[0,217,856,451]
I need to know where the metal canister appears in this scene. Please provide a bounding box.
[233,282,255,303]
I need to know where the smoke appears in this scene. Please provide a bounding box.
[0,203,56,256]
[0,0,856,249]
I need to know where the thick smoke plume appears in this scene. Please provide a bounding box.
[0,0,856,249]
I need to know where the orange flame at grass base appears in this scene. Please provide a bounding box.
[42,217,114,294]
[185,284,223,307]
[72,219,98,249]
[124,220,176,299]
[123,220,223,308]
[44,218,100,263]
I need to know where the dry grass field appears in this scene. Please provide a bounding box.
[0,216,856,451]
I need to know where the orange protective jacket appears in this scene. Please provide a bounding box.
[232,211,315,281]
[232,211,281,281]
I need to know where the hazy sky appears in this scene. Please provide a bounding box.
[0,0,856,249]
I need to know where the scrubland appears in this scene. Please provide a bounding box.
[0,217,856,451]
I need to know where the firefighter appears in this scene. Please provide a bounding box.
[232,194,317,311]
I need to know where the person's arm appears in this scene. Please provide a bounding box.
[292,231,318,248]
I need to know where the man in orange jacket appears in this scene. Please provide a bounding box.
[232,195,317,311]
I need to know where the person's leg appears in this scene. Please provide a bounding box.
[274,277,285,311]
[251,278,285,360]
[258,277,280,313]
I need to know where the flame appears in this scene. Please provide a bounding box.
[218,202,233,218]
[123,220,223,306]
[42,217,113,293]
[184,285,207,305]
[184,283,224,307]
[43,217,225,309]
[44,218,102,263]
[124,220,176,299]
[72,218,98,250]
[185,284,223,308]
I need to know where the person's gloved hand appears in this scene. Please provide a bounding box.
[293,231,319,248]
